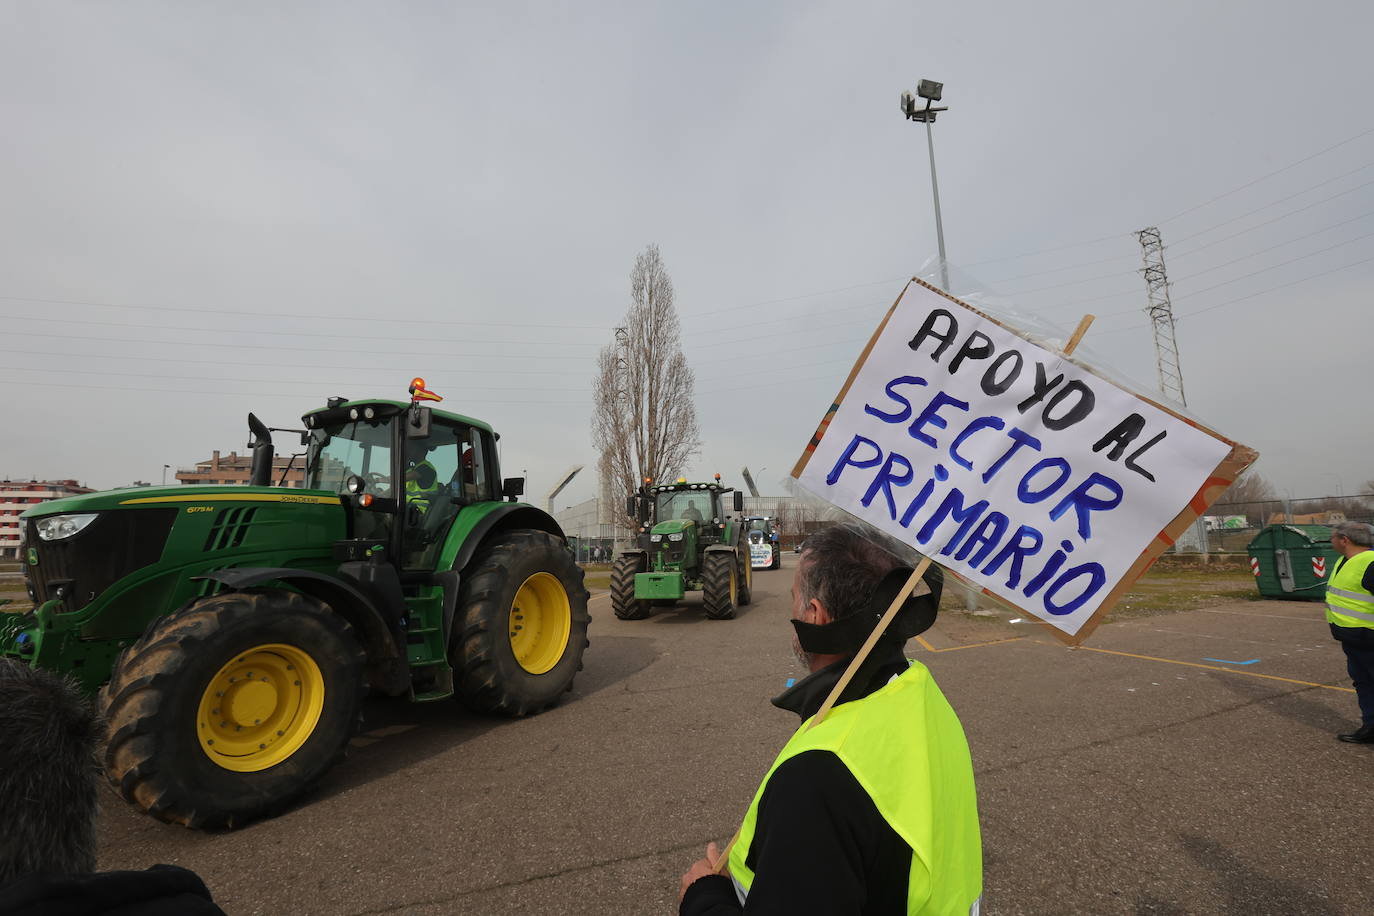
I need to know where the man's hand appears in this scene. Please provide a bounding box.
[678,842,727,901]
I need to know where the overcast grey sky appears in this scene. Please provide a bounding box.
[2,0,1370,505]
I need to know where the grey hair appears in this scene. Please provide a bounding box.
[0,659,100,884]
[798,524,905,621]
[1333,522,1374,548]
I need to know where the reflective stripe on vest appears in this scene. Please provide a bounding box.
[727,661,982,915]
[1326,551,1374,630]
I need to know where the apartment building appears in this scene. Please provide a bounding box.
[0,479,95,558]
[176,450,306,487]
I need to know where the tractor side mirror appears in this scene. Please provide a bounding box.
[626,496,637,519]
[502,477,525,502]
[733,491,744,512]
[405,405,432,439]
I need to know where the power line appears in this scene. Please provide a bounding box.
[0,312,602,350]
[4,329,595,360]
[960,233,1129,268]
[0,348,591,376]
[0,364,589,392]
[1171,196,1374,263]
[677,277,907,320]
[0,293,613,332]
[1169,168,1374,247]
[1170,212,1374,283]
[979,251,1136,285]
[681,298,887,339]
[0,374,590,405]
[1160,126,1374,223]
[1094,249,1374,333]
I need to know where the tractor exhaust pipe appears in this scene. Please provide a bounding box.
[247,412,275,487]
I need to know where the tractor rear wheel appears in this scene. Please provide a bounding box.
[770,545,781,570]
[702,551,738,620]
[611,552,652,620]
[100,589,365,829]
[453,529,591,716]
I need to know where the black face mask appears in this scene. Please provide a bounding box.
[791,564,943,655]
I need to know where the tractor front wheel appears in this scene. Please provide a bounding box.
[453,529,591,716]
[100,589,366,829]
[702,551,739,620]
[611,552,652,620]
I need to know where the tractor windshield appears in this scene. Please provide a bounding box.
[305,419,394,496]
[656,490,718,524]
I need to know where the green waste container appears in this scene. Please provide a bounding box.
[1246,525,1338,601]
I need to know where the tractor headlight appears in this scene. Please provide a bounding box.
[668,532,684,542]
[650,534,663,542]
[35,513,99,541]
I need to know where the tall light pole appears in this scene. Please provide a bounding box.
[900,79,950,290]
[162,464,170,486]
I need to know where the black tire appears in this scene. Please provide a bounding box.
[611,552,652,620]
[99,589,365,830]
[702,550,739,620]
[770,546,781,571]
[737,543,753,607]
[453,529,591,716]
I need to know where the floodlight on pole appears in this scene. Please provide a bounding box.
[899,78,950,290]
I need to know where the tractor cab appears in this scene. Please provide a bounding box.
[302,392,508,571]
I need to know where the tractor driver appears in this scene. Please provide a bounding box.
[682,499,704,524]
[405,459,441,516]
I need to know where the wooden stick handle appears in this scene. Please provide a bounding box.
[1064,314,1095,356]
[806,556,933,731]
[713,830,740,875]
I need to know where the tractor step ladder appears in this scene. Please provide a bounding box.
[404,590,454,701]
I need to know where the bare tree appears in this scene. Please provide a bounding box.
[1214,469,1277,526]
[592,245,700,525]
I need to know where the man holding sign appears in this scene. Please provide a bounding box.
[678,525,982,915]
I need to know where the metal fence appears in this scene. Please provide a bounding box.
[1180,494,1373,555]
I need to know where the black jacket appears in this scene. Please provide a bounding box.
[681,645,915,915]
[0,865,227,916]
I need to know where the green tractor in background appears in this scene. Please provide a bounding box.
[2,380,589,829]
[610,476,752,620]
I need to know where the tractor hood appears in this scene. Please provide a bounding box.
[19,486,343,519]
[651,518,697,536]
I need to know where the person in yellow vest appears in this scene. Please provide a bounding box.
[678,524,982,915]
[1326,521,1374,743]
[404,459,440,516]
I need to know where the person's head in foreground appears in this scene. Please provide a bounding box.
[0,657,100,885]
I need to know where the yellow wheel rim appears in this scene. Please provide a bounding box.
[729,564,738,607]
[196,643,325,773]
[511,572,572,675]
[744,556,752,592]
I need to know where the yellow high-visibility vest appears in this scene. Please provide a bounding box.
[728,661,982,915]
[1326,550,1374,630]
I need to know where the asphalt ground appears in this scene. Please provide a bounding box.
[94,555,1374,915]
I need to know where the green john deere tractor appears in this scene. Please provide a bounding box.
[610,476,751,620]
[2,385,589,828]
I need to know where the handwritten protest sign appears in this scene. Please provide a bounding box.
[792,279,1255,642]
